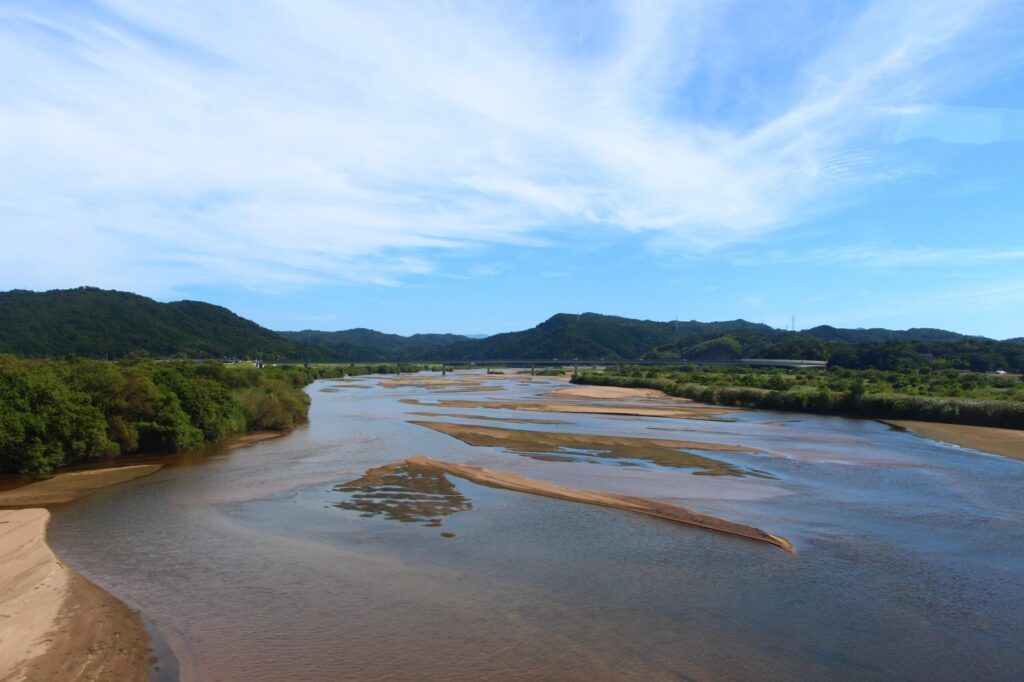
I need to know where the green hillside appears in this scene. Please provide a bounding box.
[437,313,775,360]
[4,288,1018,371]
[801,325,970,343]
[0,287,329,360]
[279,328,471,361]
[281,311,1021,370]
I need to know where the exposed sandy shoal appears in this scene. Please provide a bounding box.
[409,421,772,477]
[883,420,1024,462]
[356,457,793,553]
[436,386,507,393]
[224,430,288,450]
[545,386,673,400]
[0,509,151,682]
[406,411,567,425]
[379,377,486,388]
[399,398,732,420]
[0,465,161,508]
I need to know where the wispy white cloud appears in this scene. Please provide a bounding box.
[0,0,1017,294]
[795,277,1024,335]
[734,245,1024,268]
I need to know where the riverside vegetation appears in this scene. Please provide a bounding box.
[574,365,1024,429]
[0,357,429,475]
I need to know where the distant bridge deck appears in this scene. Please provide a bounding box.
[448,358,828,369]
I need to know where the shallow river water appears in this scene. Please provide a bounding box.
[49,373,1024,681]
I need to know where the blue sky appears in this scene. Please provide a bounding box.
[2,1,1023,338]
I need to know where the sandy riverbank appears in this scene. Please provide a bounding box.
[883,420,1024,462]
[0,509,151,681]
[0,465,164,680]
[224,430,288,450]
[362,457,793,552]
[0,464,162,508]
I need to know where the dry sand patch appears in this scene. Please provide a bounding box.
[224,431,287,450]
[0,465,161,508]
[406,411,567,425]
[545,385,674,400]
[0,509,150,682]
[379,377,486,388]
[883,420,1024,462]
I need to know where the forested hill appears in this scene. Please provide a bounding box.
[0,288,329,360]
[278,329,471,361]
[436,313,774,360]
[280,312,1020,370]
[3,288,1018,370]
[431,313,1020,371]
[801,325,970,343]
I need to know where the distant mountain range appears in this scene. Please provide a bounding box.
[416,313,991,365]
[1,288,1020,371]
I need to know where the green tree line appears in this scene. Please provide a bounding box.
[0,357,428,475]
[645,334,1024,372]
[575,365,1024,429]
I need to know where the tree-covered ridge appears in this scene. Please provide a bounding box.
[278,328,471,361]
[0,287,329,360]
[437,313,775,360]
[800,325,970,343]
[428,313,1021,371]
[3,288,1019,370]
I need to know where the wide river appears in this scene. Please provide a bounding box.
[49,373,1024,681]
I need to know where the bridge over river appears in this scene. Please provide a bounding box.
[449,358,828,370]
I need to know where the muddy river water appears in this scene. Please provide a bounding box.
[48,373,1024,680]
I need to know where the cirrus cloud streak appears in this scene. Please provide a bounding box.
[0,0,1017,294]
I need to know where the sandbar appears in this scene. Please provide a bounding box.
[359,457,793,552]
[379,377,485,388]
[406,411,566,425]
[883,420,1024,462]
[545,385,673,400]
[0,509,151,681]
[0,464,161,508]
[225,430,288,450]
[409,421,771,477]
[400,398,732,420]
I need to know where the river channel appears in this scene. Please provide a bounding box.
[48,372,1024,681]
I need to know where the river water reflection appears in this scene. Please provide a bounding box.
[48,372,1024,681]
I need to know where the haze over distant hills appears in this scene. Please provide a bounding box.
[1,288,1020,371]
